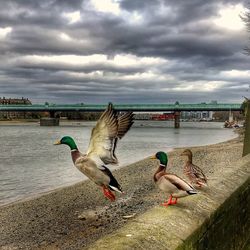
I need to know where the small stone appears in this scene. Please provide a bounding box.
[78,210,98,221]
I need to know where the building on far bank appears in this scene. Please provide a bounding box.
[0,97,32,119]
[181,111,213,121]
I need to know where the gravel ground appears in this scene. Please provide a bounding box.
[0,136,243,250]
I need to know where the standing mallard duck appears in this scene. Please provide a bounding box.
[54,103,134,201]
[151,151,197,207]
[181,149,207,187]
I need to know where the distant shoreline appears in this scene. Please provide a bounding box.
[0,119,39,125]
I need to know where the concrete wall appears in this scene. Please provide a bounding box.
[86,155,250,250]
[177,176,249,250]
[243,100,250,156]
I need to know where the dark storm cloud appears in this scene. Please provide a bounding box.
[13,59,147,75]
[0,0,249,103]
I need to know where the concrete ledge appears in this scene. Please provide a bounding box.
[86,155,250,250]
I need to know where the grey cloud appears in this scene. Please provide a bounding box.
[0,0,249,103]
[13,60,147,75]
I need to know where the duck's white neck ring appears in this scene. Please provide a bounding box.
[160,163,166,167]
[71,149,78,152]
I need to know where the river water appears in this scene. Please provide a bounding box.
[0,120,236,205]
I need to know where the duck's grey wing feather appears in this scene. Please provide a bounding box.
[164,174,195,192]
[117,112,134,139]
[87,103,118,164]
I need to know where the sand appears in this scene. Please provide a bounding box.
[0,135,243,250]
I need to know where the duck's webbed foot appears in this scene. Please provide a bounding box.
[102,186,116,201]
[161,195,178,207]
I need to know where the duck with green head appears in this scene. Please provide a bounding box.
[151,151,197,207]
[54,103,134,202]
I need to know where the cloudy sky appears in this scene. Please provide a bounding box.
[0,0,249,104]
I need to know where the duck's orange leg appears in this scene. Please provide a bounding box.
[161,195,177,207]
[102,186,116,201]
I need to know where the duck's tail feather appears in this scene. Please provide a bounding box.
[101,165,123,193]
[109,185,123,194]
[187,189,198,195]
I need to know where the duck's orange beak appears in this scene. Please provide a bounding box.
[150,155,156,159]
[54,140,61,145]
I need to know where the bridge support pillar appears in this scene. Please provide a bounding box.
[40,117,59,126]
[40,111,60,126]
[229,110,233,122]
[174,111,180,129]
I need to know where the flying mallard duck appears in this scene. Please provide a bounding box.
[54,103,134,201]
[181,149,207,188]
[151,151,197,207]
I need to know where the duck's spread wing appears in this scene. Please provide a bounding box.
[117,112,134,139]
[164,174,195,192]
[87,103,134,165]
[87,103,118,164]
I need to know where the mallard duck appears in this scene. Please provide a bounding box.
[151,151,197,207]
[54,103,134,201]
[181,149,207,187]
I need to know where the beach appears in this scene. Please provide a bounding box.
[0,135,243,250]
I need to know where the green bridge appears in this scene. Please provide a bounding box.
[0,102,242,127]
[0,103,242,112]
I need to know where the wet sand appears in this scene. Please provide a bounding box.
[0,136,243,250]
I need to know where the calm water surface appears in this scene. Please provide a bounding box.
[0,121,236,205]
